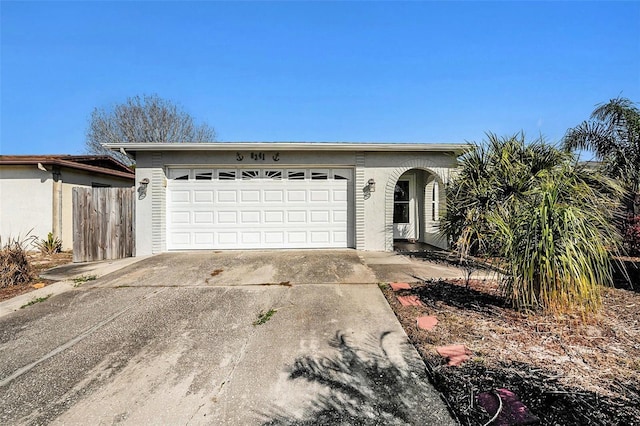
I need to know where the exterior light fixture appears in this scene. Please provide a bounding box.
[367,178,376,192]
[138,178,150,200]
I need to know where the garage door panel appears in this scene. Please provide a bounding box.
[287,231,307,244]
[171,191,190,203]
[264,211,284,223]
[241,232,261,244]
[287,190,306,202]
[217,190,237,202]
[333,190,347,202]
[194,211,214,224]
[310,211,330,223]
[167,170,351,249]
[240,211,261,223]
[194,233,214,245]
[171,232,191,245]
[217,211,237,224]
[287,211,307,223]
[309,190,329,202]
[264,190,284,202]
[218,233,238,245]
[333,210,347,223]
[171,211,191,224]
[333,231,347,243]
[240,190,260,202]
[194,191,214,203]
[265,232,285,244]
[310,231,330,243]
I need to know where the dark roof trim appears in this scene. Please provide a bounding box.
[0,155,135,180]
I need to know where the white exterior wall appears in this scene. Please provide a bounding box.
[0,166,53,247]
[360,152,456,250]
[134,150,358,255]
[133,152,156,256]
[0,165,133,251]
[134,149,459,255]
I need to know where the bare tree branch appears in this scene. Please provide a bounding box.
[85,94,216,164]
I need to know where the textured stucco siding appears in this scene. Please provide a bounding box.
[133,152,157,256]
[134,149,459,255]
[0,165,133,251]
[360,151,457,251]
[0,166,53,247]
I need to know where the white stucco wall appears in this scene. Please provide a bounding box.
[0,165,133,251]
[133,150,359,256]
[0,166,54,248]
[133,153,156,257]
[360,152,456,250]
[133,148,460,255]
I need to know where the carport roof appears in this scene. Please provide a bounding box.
[104,141,470,155]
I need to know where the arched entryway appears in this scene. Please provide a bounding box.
[384,163,447,251]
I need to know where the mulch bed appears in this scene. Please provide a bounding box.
[0,252,72,302]
[382,277,640,425]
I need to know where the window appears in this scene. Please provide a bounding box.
[431,181,439,221]
[194,169,213,180]
[264,170,283,180]
[91,182,111,188]
[333,171,349,180]
[394,181,410,223]
[242,170,260,180]
[311,170,329,180]
[287,170,306,180]
[217,170,236,180]
[169,169,190,180]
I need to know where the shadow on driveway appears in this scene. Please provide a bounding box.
[260,331,454,425]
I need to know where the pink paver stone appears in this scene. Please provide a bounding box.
[396,295,424,307]
[390,282,411,291]
[436,344,472,366]
[417,316,438,330]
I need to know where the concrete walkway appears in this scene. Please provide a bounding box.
[0,256,149,318]
[0,250,466,425]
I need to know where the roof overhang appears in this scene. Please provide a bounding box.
[0,155,135,180]
[104,142,470,155]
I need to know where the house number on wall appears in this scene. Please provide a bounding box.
[236,152,280,162]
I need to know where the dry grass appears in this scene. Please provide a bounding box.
[383,278,640,425]
[0,251,72,301]
[0,237,36,288]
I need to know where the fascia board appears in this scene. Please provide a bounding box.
[104,142,470,154]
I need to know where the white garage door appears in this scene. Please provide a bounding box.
[166,168,352,250]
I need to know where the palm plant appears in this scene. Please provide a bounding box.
[442,134,623,314]
[563,97,640,213]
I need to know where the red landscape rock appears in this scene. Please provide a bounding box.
[417,316,438,330]
[436,344,472,366]
[390,282,411,291]
[396,295,424,306]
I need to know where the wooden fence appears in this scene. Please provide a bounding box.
[72,187,135,262]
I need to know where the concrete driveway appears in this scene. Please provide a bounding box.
[0,250,457,425]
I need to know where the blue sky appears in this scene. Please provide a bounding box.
[1,1,639,156]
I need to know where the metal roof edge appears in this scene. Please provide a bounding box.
[104,142,470,153]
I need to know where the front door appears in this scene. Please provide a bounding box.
[393,177,416,239]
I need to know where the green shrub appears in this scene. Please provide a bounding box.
[34,232,62,255]
[442,134,623,315]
